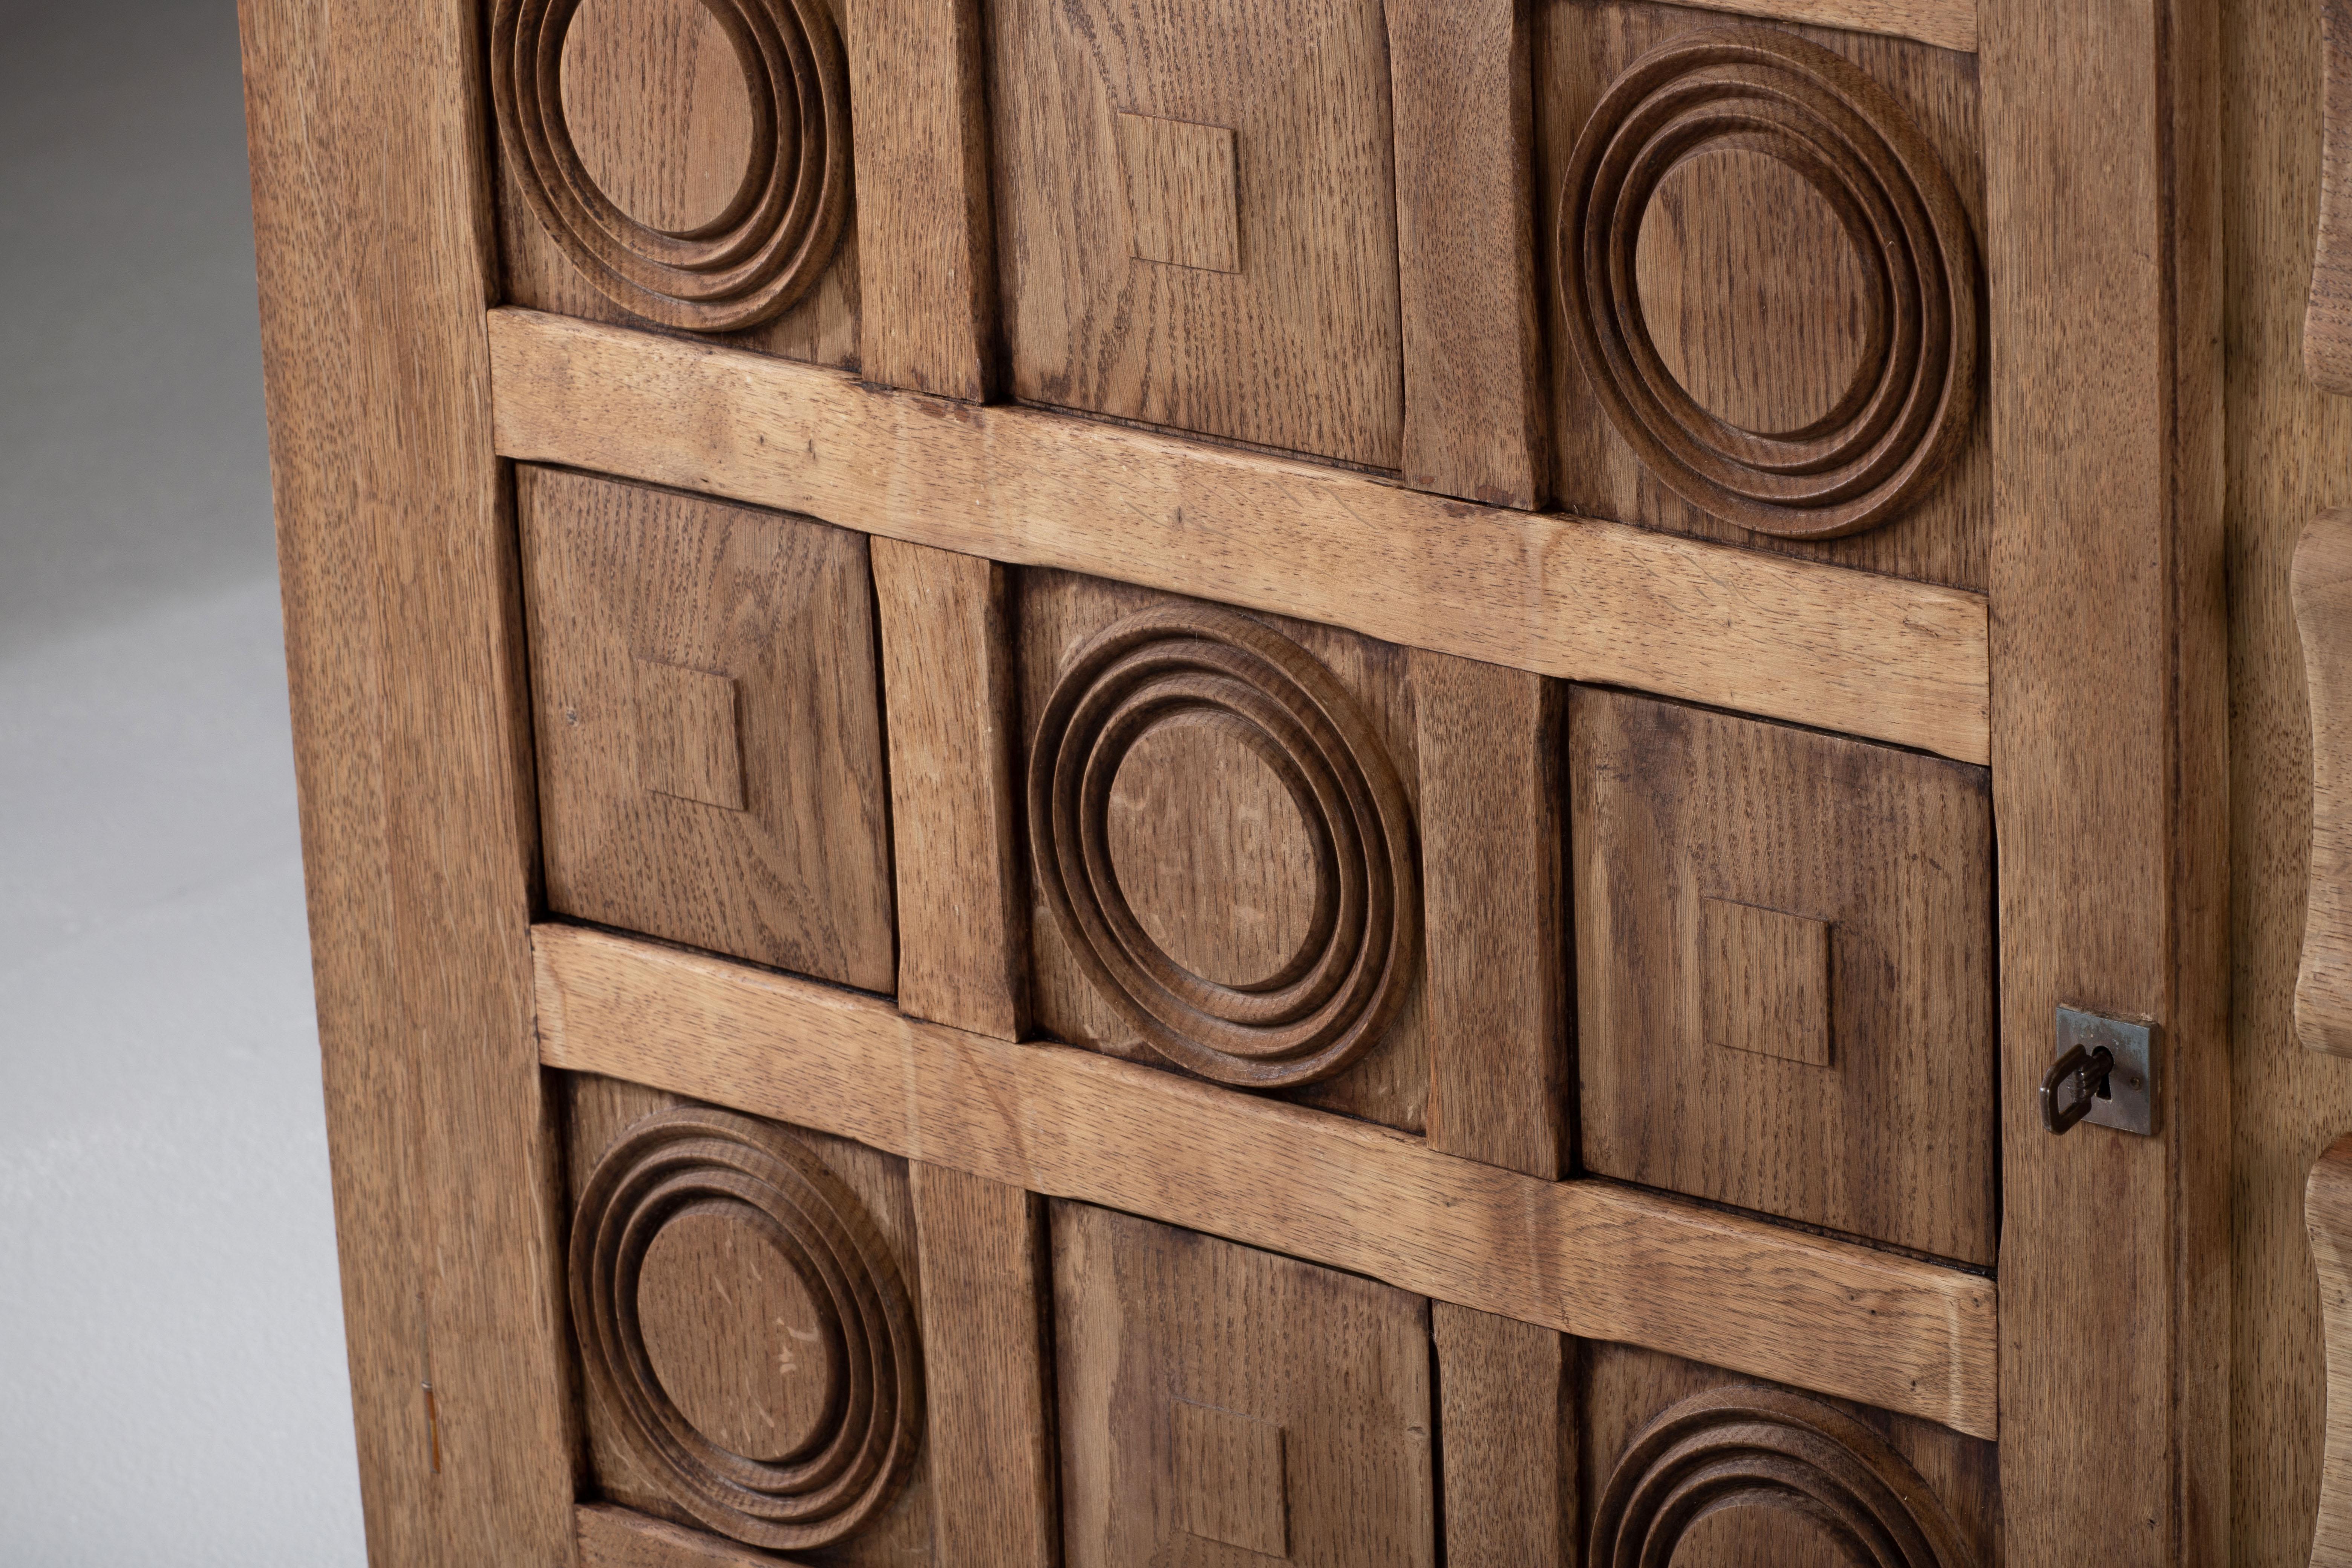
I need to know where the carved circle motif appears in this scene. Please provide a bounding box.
[1590,1386,1978,1567]
[570,1107,922,1550]
[1028,604,1420,1087]
[1557,28,1980,539]
[491,0,851,331]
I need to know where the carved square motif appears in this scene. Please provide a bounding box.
[1172,1399,1287,1556]
[1570,688,1996,1264]
[1117,113,1240,273]
[633,659,746,811]
[1700,897,1831,1068]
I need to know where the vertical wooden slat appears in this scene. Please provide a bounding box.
[1413,650,1566,1178]
[1980,0,2227,1554]
[1432,1303,1573,1565]
[873,537,1031,1039]
[847,0,998,400]
[239,0,576,1563]
[1385,0,1550,509]
[910,1162,1059,1568]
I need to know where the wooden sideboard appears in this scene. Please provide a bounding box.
[232,0,2352,1559]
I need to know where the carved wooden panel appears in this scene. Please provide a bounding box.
[495,0,861,362]
[564,1075,933,1558]
[1536,2,1989,590]
[521,466,895,990]
[1052,1201,1436,1568]
[2312,0,2352,395]
[1581,1341,1996,1566]
[1570,687,1998,1264]
[1018,570,1427,1130]
[985,0,1405,467]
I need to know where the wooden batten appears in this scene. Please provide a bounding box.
[531,922,2001,1439]
[486,308,1993,763]
[1689,0,1978,52]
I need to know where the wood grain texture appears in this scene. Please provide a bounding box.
[492,0,854,332]
[2301,512,2352,1058]
[577,1503,794,1568]
[1571,688,1998,1264]
[1116,113,1240,273]
[2312,0,2352,396]
[1053,1202,1435,1568]
[2311,1134,2352,1567]
[1580,1343,1996,1565]
[871,539,1028,1038]
[1387,0,1551,508]
[906,1163,1058,1568]
[534,922,2002,1437]
[488,308,1994,762]
[986,0,1405,466]
[846,0,997,398]
[521,465,896,990]
[1984,0,2230,1552]
[1432,1304,1573,1566]
[1412,651,1566,1178]
[563,1075,935,1561]
[2227,0,2352,1551]
[1535,2,1989,588]
[239,1,574,1561]
[1650,0,1976,55]
[1019,571,1429,1129]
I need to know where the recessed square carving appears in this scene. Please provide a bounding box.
[1701,897,1832,1068]
[1117,113,1239,273]
[1172,1398,1287,1556]
[633,659,745,812]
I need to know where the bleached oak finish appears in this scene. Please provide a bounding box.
[533,922,2001,1437]
[1432,1304,1573,1566]
[846,0,996,399]
[2309,1134,2352,1566]
[2312,0,2352,396]
[239,2,575,1563]
[487,308,1993,763]
[907,1163,1059,1568]
[2301,512,2352,1058]
[1983,0,2229,1555]
[871,539,1029,1038]
[1386,0,1550,508]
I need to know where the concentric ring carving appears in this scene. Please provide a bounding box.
[570,1106,922,1550]
[491,0,851,331]
[1590,1386,1978,1566]
[1557,28,1980,539]
[1028,605,1419,1088]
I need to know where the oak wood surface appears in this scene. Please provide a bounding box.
[2310,1134,2352,1566]
[2312,0,2352,396]
[1571,688,1998,1264]
[1019,570,1428,1127]
[1535,2,1989,588]
[521,465,896,990]
[494,0,861,358]
[533,921,2001,1437]
[1386,0,1551,508]
[846,0,997,399]
[563,1074,934,1560]
[239,1,575,1562]
[1432,1304,1574,1566]
[2301,511,2352,1058]
[2231,0,2352,1551]
[871,538,1029,1038]
[577,1503,799,1568]
[1983,0,2230,1554]
[906,1163,1059,1568]
[1580,1342,1999,1565]
[1053,1202,1436,1568]
[1668,0,1977,52]
[487,307,1994,762]
[985,0,1405,468]
[1412,651,1567,1178]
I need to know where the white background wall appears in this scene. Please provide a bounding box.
[0,2,368,1560]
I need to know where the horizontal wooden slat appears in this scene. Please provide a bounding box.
[488,309,1991,763]
[534,923,2000,1438]
[1688,0,1975,53]
[575,1503,783,1567]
